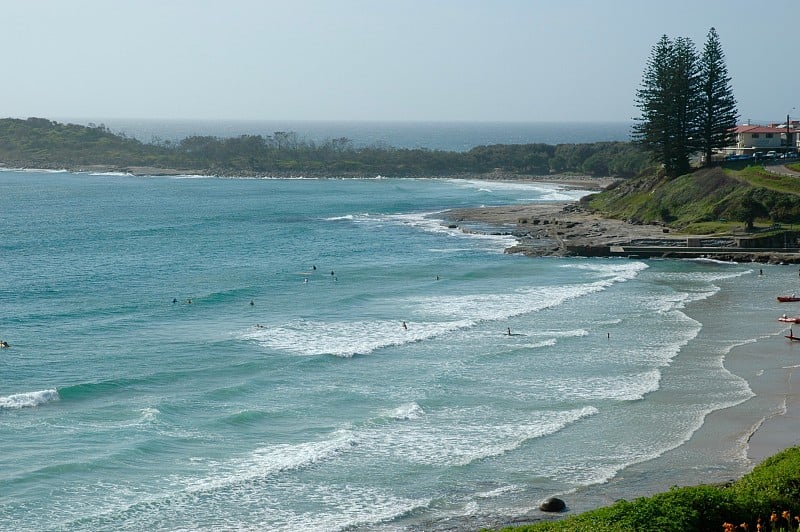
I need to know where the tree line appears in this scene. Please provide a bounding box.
[0,117,653,178]
[633,27,738,177]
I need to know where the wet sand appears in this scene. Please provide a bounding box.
[434,192,800,530]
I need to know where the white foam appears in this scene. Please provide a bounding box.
[520,338,558,349]
[0,389,59,409]
[139,407,160,423]
[413,269,640,323]
[370,406,598,467]
[687,257,740,265]
[443,178,593,201]
[386,211,519,250]
[331,209,519,252]
[540,370,662,402]
[475,484,521,499]
[385,402,426,421]
[183,429,357,494]
[246,318,473,357]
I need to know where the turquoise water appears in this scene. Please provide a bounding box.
[0,170,777,530]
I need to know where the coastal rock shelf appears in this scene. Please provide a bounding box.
[444,202,800,264]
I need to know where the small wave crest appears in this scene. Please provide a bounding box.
[183,429,357,495]
[244,318,473,357]
[324,214,357,221]
[372,405,599,468]
[385,402,426,421]
[0,389,59,409]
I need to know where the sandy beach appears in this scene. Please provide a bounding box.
[439,188,800,529]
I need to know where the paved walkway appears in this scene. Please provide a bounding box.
[764,161,800,177]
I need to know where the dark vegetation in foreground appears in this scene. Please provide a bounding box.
[493,446,800,532]
[0,117,651,178]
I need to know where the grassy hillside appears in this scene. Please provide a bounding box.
[585,165,800,234]
[494,446,800,532]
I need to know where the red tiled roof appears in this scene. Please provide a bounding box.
[734,125,790,134]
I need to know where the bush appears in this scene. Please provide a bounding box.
[494,447,800,532]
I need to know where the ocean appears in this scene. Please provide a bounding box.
[1,123,798,530]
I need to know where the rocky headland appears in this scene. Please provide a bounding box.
[443,189,800,264]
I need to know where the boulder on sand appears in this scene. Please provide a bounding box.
[539,497,566,512]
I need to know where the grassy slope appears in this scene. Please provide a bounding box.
[494,446,800,532]
[585,165,800,234]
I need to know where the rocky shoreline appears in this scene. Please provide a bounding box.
[443,199,800,264]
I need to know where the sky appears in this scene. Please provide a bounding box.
[2,0,798,124]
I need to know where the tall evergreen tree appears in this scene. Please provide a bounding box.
[632,35,678,176]
[668,36,701,176]
[633,29,736,177]
[633,35,700,177]
[696,27,738,165]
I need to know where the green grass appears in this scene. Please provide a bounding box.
[491,446,800,532]
[730,166,800,194]
[586,165,800,230]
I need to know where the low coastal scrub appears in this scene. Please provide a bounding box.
[494,446,800,532]
[0,117,651,178]
[585,166,800,231]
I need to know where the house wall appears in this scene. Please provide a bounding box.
[737,132,783,150]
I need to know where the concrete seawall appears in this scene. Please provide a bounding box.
[566,244,800,263]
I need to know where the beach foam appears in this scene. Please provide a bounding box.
[0,389,59,409]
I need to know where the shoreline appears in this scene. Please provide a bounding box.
[1,163,621,184]
[443,198,800,264]
[434,195,800,531]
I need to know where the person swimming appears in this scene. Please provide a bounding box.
[0,340,10,348]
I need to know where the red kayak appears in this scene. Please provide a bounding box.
[779,316,800,323]
[777,296,800,302]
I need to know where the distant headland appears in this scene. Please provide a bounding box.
[0,117,648,179]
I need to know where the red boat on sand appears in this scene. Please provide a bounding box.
[779,315,800,323]
[777,295,800,302]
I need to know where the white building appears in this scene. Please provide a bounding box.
[727,122,799,156]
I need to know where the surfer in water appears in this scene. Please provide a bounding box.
[0,340,10,348]
[403,321,408,330]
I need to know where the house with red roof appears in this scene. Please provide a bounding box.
[726,122,799,157]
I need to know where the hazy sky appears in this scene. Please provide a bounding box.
[3,0,798,123]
